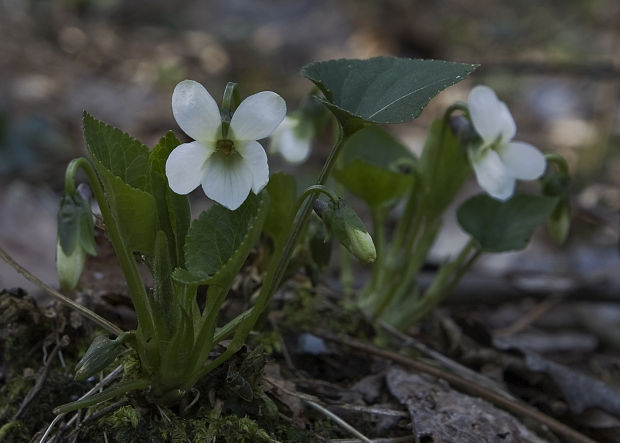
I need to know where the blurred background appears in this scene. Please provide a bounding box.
[1,0,619,294]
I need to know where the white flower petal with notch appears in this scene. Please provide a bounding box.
[230,91,287,141]
[172,80,222,142]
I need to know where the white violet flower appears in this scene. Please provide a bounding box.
[467,85,546,200]
[269,114,312,164]
[165,80,286,210]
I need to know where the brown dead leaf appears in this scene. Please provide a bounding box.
[386,366,548,443]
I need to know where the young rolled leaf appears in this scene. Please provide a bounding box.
[149,131,191,267]
[263,173,297,247]
[173,193,269,285]
[457,193,558,252]
[302,57,477,128]
[419,119,471,219]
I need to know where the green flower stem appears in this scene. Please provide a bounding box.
[373,220,441,319]
[190,121,357,384]
[64,158,155,340]
[389,173,420,254]
[405,238,480,326]
[294,184,340,215]
[443,102,469,122]
[220,82,240,139]
[363,207,387,301]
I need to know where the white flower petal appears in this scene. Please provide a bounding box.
[238,141,269,193]
[470,148,515,201]
[201,152,253,210]
[165,141,213,194]
[271,118,311,164]
[230,91,286,141]
[500,141,546,180]
[468,85,516,144]
[172,80,222,142]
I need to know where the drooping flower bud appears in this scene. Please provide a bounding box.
[541,155,571,245]
[313,198,376,263]
[56,240,86,292]
[547,198,571,245]
[56,191,97,291]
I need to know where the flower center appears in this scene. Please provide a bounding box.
[216,139,236,156]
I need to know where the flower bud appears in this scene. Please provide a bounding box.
[56,192,97,291]
[547,198,571,245]
[56,240,86,291]
[75,334,125,381]
[314,198,376,263]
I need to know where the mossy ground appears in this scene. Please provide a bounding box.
[0,288,358,442]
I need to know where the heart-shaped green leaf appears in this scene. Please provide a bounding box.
[457,194,558,252]
[173,193,269,285]
[302,57,477,127]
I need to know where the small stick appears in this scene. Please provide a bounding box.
[494,293,565,336]
[13,335,69,420]
[317,332,597,443]
[39,365,123,443]
[265,378,374,443]
[305,400,373,443]
[0,246,123,336]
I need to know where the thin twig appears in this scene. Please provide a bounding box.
[329,437,414,443]
[81,399,129,426]
[316,332,598,443]
[13,335,69,420]
[494,293,565,336]
[305,400,373,443]
[265,378,374,443]
[378,320,515,399]
[39,365,123,443]
[0,246,123,336]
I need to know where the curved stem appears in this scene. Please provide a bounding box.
[544,153,569,177]
[443,102,469,123]
[65,158,154,339]
[293,184,340,216]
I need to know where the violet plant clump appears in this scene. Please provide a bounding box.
[44,56,562,414]
[338,84,571,329]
